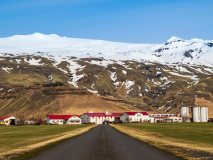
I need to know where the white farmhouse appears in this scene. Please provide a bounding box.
[81,111,122,124]
[46,115,81,125]
[0,116,16,125]
[122,112,153,123]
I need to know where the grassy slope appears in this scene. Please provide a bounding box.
[112,123,213,160]
[0,125,95,159]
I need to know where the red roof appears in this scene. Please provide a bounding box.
[47,115,81,119]
[125,112,149,116]
[0,116,13,120]
[85,113,122,117]
[111,113,123,116]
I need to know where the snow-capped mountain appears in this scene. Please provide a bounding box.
[0,33,213,66]
[0,33,213,117]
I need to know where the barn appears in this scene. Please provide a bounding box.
[0,116,16,125]
[46,115,81,125]
[81,111,122,124]
[122,112,153,123]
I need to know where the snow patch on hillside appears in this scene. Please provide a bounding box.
[2,67,13,73]
[24,58,43,66]
[204,68,213,73]
[110,72,117,81]
[122,70,127,74]
[125,80,135,94]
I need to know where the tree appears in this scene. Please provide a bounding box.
[15,113,25,125]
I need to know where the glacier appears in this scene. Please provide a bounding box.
[0,33,213,67]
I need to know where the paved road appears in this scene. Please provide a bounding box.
[30,125,179,160]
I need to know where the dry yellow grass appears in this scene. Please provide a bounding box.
[28,94,136,117]
[111,124,213,160]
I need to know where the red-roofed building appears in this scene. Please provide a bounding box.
[122,112,153,123]
[81,110,123,124]
[0,116,16,125]
[46,115,81,125]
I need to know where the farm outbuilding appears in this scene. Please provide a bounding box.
[154,116,182,123]
[46,115,81,125]
[0,116,16,125]
[122,112,153,123]
[149,114,177,117]
[81,110,122,124]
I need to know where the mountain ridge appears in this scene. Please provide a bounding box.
[1,33,213,67]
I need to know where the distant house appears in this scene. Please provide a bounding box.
[46,115,81,125]
[122,112,153,123]
[0,116,16,125]
[81,110,122,124]
[154,116,182,123]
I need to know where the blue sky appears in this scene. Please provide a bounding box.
[0,0,212,43]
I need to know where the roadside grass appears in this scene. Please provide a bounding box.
[111,123,213,160]
[0,124,96,159]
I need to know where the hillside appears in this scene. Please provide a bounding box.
[0,83,136,118]
[0,34,213,118]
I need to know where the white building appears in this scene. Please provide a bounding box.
[81,111,122,124]
[0,116,16,125]
[122,112,153,123]
[149,114,177,117]
[154,116,182,123]
[46,115,81,125]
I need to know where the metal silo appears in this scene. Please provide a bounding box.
[193,107,201,122]
[181,107,189,117]
[181,107,190,122]
[200,107,208,122]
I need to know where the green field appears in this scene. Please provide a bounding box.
[112,123,213,160]
[115,123,213,145]
[0,125,94,158]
